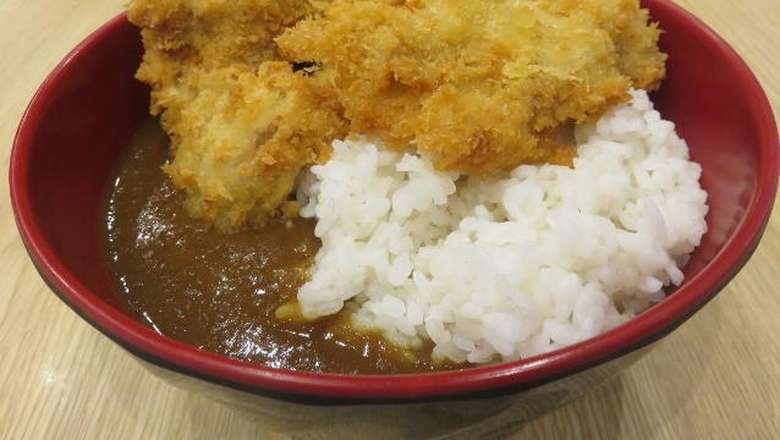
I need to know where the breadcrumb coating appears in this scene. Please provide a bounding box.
[129,0,666,230]
[129,1,347,232]
[161,62,347,231]
[277,0,666,175]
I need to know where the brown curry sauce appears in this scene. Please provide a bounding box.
[104,120,464,374]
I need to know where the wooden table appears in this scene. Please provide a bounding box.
[1,1,778,438]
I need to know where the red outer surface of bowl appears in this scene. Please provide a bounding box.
[9,0,780,404]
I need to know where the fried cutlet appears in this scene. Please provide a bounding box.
[277,0,667,175]
[162,62,347,232]
[129,0,346,232]
[129,0,667,231]
[128,0,321,115]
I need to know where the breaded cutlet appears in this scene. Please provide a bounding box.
[129,1,347,232]
[277,0,666,175]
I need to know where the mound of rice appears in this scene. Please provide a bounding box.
[296,90,708,364]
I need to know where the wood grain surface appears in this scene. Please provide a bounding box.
[1,1,778,438]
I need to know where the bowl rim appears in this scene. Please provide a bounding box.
[9,0,779,403]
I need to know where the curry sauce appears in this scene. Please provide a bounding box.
[104,120,464,374]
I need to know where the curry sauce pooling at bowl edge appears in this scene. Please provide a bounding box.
[104,120,466,375]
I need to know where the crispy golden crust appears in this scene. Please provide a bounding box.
[128,0,320,114]
[160,63,347,232]
[129,0,666,231]
[129,0,346,232]
[277,0,666,175]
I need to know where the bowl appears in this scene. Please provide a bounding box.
[9,1,779,437]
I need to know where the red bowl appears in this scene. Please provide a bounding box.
[8,0,779,434]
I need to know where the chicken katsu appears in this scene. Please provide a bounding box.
[129,0,666,231]
[129,0,345,231]
[278,0,666,174]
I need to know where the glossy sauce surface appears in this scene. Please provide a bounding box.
[105,120,464,374]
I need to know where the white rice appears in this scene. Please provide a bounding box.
[296,90,709,364]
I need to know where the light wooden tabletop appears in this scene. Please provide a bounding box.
[1,1,779,439]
